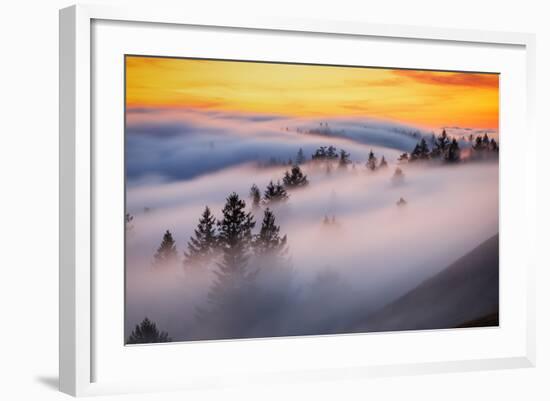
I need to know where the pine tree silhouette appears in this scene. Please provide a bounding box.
[197,193,257,338]
[396,197,407,207]
[410,138,430,161]
[153,230,178,266]
[338,149,351,169]
[296,148,306,164]
[327,146,338,159]
[379,156,388,168]
[367,150,378,171]
[249,184,261,209]
[264,180,289,204]
[209,193,256,301]
[127,317,171,344]
[253,208,288,257]
[398,153,409,163]
[183,206,218,270]
[392,167,405,184]
[125,213,134,232]
[283,165,309,188]
[444,138,461,163]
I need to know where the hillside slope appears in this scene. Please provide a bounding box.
[353,234,499,332]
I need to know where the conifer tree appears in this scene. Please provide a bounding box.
[398,153,409,163]
[392,167,405,184]
[312,146,327,160]
[482,133,490,147]
[296,148,306,165]
[410,138,430,161]
[436,130,450,152]
[379,155,388,168]
[127,318,171,344]
[215,193,255,273]
[473,135,484,150]
[367,150,378,171]
[338,149,351,169]
[198,193,257,336]
[444,138,461,163]
[183,206,218,269]
[253,208,287,257]
[125,213,134,232]
[327,146,338,159]
[264,180,289,204]
[430,130,450,159]
[283,165,309,188]
[153,230,178,266]
[249,184,261,209]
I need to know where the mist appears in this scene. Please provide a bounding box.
[125,153,498,341]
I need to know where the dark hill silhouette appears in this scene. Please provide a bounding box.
[352,234,499,332]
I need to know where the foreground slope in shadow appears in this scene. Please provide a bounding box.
[353,234,499,333]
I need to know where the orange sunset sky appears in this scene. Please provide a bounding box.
[126,56,499,130]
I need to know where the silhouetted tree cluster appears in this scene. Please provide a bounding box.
[312,145,339,161]
[401,130,463,164]
[190,193,291,338]
[410,138,431,161]
[264,181,289,204]
[283,165,309,188]
[127,317,171,344]
[471,133,499,159]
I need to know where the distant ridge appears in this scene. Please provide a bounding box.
[353,234,499,333]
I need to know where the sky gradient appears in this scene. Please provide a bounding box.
[126,56,499,130]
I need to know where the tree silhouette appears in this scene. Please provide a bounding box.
[338,149,351,169]
[444,138,461,163]
[312,146,327,160]
[125,213,134,232]
[127,317,171,344]
[153,230,178,266]
[264,180,289,204]
[249,184,261,209]
[379,156,388,168]
[253,208,287,257]
[396,197,407,207]
[327,146,338,159]
[296,148,306,165]
[312,145,338,161]
[367,150,378,171]
[398,153,409,163]
[410,138,430,161]
[208,193,256,297]
[197,193,257,338]
[392,167,405,184]
[183,206,218,270]
[283,165,309,188]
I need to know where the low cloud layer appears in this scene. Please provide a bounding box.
[125,159,498,341]
[125,108,441,184]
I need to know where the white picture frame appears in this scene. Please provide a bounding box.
[59,4,536,397]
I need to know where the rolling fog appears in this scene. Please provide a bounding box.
[125,111,499,341]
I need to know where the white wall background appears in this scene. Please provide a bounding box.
[0,0,547,399]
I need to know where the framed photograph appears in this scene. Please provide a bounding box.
[59,4,536,396]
